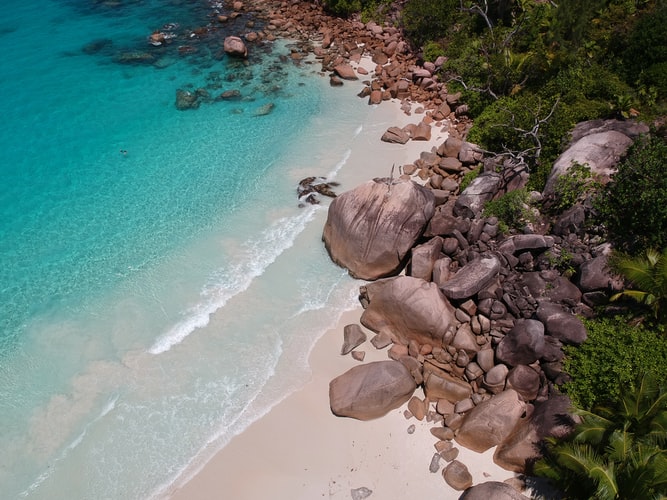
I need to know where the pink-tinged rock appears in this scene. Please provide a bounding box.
[443,460,472,490]
[455,389,526,453]
[333,62,358,80]
[369,89,383,105]
[411,120,432,141]
[381,126,409,144]
[360,276,457,347]
[329,360,416,420]
[223,36,247,57]
[424,367,473,403]
[322,178,435,280]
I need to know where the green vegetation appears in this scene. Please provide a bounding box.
[596,134,667,254]
[562,318,667,410]
[482,188,532,233]
[550,162,601,213]
[397,0,667,191]
[610,248,667,324]
[534,373,667,499]
[458,165,481,192]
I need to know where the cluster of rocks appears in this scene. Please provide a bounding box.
[224,0,472,133]
[323,119,646,495]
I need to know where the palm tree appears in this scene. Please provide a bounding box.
[533,373,667,499]
[610,248,667,325]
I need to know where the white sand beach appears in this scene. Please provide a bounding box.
[166,64,516,499]
[168,308,516,500]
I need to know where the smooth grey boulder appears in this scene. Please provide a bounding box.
[455,389,526,453]
[329,360,416,420]
[323,178,435,280]
[360,276,457,347]
[543,130,634,195]
[536,302,587,345]
[576,255,613,292]
[498,234,554,255]
[496,319,545,367]
[441,256,501,300]
[454,173,502,218]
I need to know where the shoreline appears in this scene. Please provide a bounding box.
[169,306,515,499]
[166,78,514,497]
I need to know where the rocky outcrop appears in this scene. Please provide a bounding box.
[359,276,457,347]
[543,119,649,195]
[440,255,501,300]
[455,390,526,452]
[329,360,416,420]
[322,178,435,280]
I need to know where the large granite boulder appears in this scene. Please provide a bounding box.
[542,119,648,196]
[329,360,416,420]
[496,319,546,367]
[455,389,526,453]
[223,35,247,57]
[460,482,531,500]
[440,256,501,300]
[360,275,457,347]
[494,394,576,473]
[576,255,614,292]
[322,178,435,280]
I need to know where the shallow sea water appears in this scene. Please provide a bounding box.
[0,0,407,498]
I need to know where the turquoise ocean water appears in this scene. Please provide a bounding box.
[0,0,402,497]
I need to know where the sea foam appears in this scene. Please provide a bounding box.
[148,206,319,354]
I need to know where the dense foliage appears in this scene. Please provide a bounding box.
[596,134,667,254]
[610,248,667,325]
[562,317,667,410]
[398,0,667,190]
[535,373,667,499]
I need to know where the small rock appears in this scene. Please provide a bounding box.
[351,486,373,500]
[429,452,441,473]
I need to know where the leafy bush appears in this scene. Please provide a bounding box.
[482,188,533,232]
[623,2,667,87]
[596,134,667,254]
[422,40,445,63]
[322,0,362,17]
[563,317,667,410]
[400,0,458,48]
[458,165,481,192]
[550,162,601,212]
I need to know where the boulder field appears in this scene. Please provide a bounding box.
[324,119,644,492]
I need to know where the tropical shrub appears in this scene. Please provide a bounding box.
[562,317,667,410]
[400,0,458,48]
[610,248,667,325]
[550,162,602,213]
[534,373,667,500]
[482,188,533,233]
[596,134,667,254]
